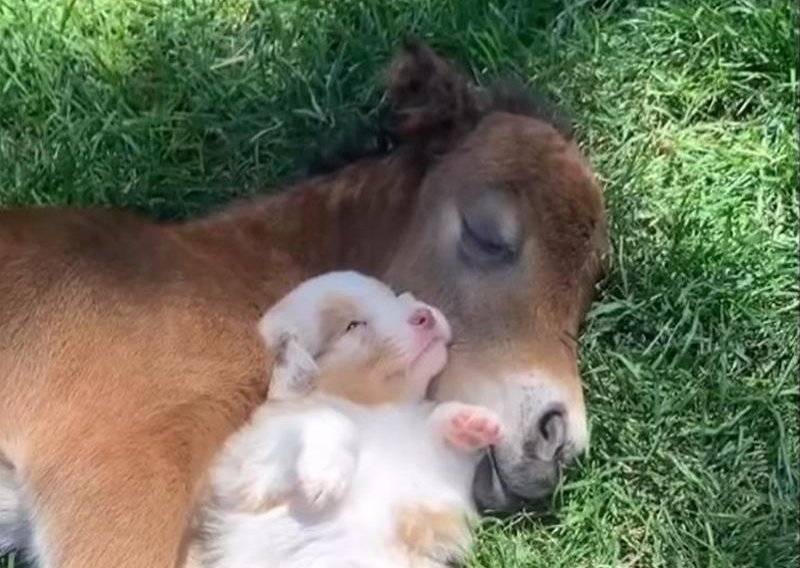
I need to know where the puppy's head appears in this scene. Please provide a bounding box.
[259,271,451,404]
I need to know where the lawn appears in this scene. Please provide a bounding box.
[0,0,797,566]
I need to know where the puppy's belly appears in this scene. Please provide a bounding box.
[206,507,393,567]
[204,404,478,568]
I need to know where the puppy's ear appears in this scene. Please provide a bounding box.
[269,335,319,401]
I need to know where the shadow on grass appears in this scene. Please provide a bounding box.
[0,0,585,220]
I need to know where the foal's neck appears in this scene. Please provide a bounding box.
[174,149,423,303]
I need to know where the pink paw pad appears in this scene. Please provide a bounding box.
[445,409,503,451]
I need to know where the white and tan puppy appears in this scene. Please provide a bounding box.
[194,271,503,568]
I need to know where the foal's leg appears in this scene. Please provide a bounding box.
[21,430,196,568]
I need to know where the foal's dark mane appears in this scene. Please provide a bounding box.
[303,76,573,176]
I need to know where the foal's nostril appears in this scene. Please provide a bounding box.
[525,409,567,461]
[409,307,434,330]
[539,409,565,441]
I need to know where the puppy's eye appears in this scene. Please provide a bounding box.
[345,321,366,333]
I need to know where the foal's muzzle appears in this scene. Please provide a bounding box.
[471,408,569,513]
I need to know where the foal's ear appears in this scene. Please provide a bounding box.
[387,39,485,150]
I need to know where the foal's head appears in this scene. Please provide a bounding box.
[378,42,608,511]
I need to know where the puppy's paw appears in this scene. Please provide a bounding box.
[296,449,356,511]
[446,407,502,451]
[433,403,503,452]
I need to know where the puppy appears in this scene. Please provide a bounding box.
[193,271,503,568]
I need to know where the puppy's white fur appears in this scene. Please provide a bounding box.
[195,271,502,568]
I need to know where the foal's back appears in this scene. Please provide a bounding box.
[0,208,271,566]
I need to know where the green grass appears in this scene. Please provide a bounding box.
[1,0,796,566]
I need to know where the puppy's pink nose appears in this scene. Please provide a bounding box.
[409,307,435,330]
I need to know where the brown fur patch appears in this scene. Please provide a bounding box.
[317,295,361,350]
[310,293,412,405]
[316,365,406,406]
[395,504,474,563]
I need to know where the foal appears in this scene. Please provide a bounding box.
[0,42,606,566]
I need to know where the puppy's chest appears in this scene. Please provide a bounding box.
[339,405,475,522]
[318,405,476,566]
